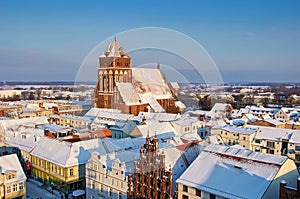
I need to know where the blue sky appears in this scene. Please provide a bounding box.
[0,0,299,83]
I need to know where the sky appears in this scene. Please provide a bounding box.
[0,0,300,83]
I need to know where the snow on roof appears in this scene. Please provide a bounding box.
[37,124,70,132]
[175,101,186,109]
[169,82,180,89]
[103,38,128,58]
[0,154,26,184]
[264,118,284,126]
[5,132,41,152]
[0,116,48,136]
[132,68,172,100]
[85,108,121,117]
[221,125,257,135]
[250,125,294,142]
[242,113,257,122]
[59,114,92,121]
[288,131,300,144]
[116,82,143,106]
[130,120,176,137]
[30,137,120,167]
[207,103,230,119]
[137,112,179,122]
[172,116,198,127]
[139,93,165,112]
[206,119,226,129]
[177,144,286,199]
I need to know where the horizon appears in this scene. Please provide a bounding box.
[0,0,300,83]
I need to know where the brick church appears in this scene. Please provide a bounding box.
[92,38,179,115]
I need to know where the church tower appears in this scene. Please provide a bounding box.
[93,38,132,108]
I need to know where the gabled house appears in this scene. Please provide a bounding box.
[0,154,27,199]
[176,144,299,199]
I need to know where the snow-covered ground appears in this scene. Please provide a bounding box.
[26,179,69,199]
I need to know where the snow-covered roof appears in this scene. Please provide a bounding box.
[85,108,121,117]
[175,101,186,109]
[0,116,49,136]
[37,124,71,132]
[5,132,41,152]
[0,154,26,185]
[207,103,230,119]
[85,108,132,121]
[221,125,257,135]
[116,82,143,106]
[137,112,179,122]
[172,116,198,127]
[169,82,180,89]
[132,68,172,100]
[264,118,284,126]
[288,131,300,144]
[30,137,123,167]
[59,114,92,121]
[177,144,287,199]
[102,38,128,58]
[250,125,295,142]
[130,120,176,137]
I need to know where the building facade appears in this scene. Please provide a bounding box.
[176,144,299,199]
[0,154,27,199]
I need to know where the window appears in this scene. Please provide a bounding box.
[118,192,122,199]
[13,184,17,192]
[267,141,275,148]
[7,186,11,194]
[91,180,95,189]
[196,189,201,197]
[109,188,112,197]
[70,168,74,176]
[243,137,246,141]
[210,194,216,199]
[182,195,189,199]
[296,145,300,151]
[183,185,188,192]
[8,174,15,180]
[19,182,24,191]
[255,139,261,144]
[296,154,300,161]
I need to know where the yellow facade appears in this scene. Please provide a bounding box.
[0,172,26,199]
[31,155,85,192]
[219,129,256,149]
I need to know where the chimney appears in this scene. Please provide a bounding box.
[157,62,160,70]
[279,180,287,199]
[297,177,300,198]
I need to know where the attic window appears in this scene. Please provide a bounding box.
[234,165,242,169]
[103,165,106,169]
